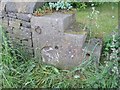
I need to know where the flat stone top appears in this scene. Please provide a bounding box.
[44,12,72,18]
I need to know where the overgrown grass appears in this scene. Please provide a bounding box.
[76,3,118,41]
[1,24,120,88]
[1,2,120,89]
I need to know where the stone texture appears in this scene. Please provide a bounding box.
[21,21,31,28]
[6,2,18,13]
[82,38,103,64]
[32,31,87,69]
[20,27,31,39]
[7,12,17,18]
[31,12,76,34]
[5,1,44,13]
[17,13,32,22]
[9,18,21,28]
[2,17,9,27]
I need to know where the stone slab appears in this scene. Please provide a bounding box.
[11,27,31,40]
[9,18,21,28]
[21,21,31,28]
[5,1,44,13]
[31,12,76,34]
[17,13,32,22]
[2,17,9,28]
[32,31,87,69]
[82,38,102,64]
[7,12,17,18]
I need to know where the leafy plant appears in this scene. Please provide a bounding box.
[49,0,73,11]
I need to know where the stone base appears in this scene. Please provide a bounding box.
[32,32,87,69]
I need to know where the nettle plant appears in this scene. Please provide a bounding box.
[49,0,73,11]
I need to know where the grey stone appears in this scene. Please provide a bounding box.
[20,27,31,39]
[12,28,22,39]
[32,32,87,69]
[5,1,44,13]
[1,10,6,18]
[7,12,17,18]
[6,26,13,34]
[31,12,76,34]
[2,17,9,27]
[21,21,31,28]
[21,38,32,47]
[82,38,102,65]
[17,13,32,22]
[6,2,18,12]
[16,2,44,14]
[0,0,9,12]
[9,18,21,28]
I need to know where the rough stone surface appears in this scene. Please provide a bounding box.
[17,13,32,22]
[7,12,17,18]
[2,17,9,27]
[21,21,31,28]
[6,2,18,13]
[20,27,31,39]
[82,38,103,64]
[31,12,76,34]
[5,1,44,13]
[9,18,21,28]
[32,32,87,69]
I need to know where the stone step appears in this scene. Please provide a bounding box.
[32,30,87,69]
[31,12,76,35]
[65,22,88,34]
[82,38,103,64]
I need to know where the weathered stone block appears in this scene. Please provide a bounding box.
[31,12,76,34]
[2,17,9,27]
[7,12,17,18]
[21,21,31,28]
[32,31,87,69]
[5,26,13,34]
[12,27,31,40]
[82,38,102,64]
[6,2,18,13]
[17,13,32,22]
[9,18,21,28]
[5,1,44,13]
[20,27,31,39]
[12,28,22,39]
[21,38,32,47]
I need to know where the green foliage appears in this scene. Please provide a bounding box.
[1,2,120,88]
[71,2,104,11]
[49,0,72,11]
[103,32,120,60]
[1,25,119,88]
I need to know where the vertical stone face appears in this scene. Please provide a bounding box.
[31,12,76,35]
[31,12,87,69]
[9,18,21,28]
[32,32,87,69]
[5,1,44,14]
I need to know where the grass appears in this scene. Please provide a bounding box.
[1,3,120,88]
[76,3,118,41]
[1,24,120,88]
